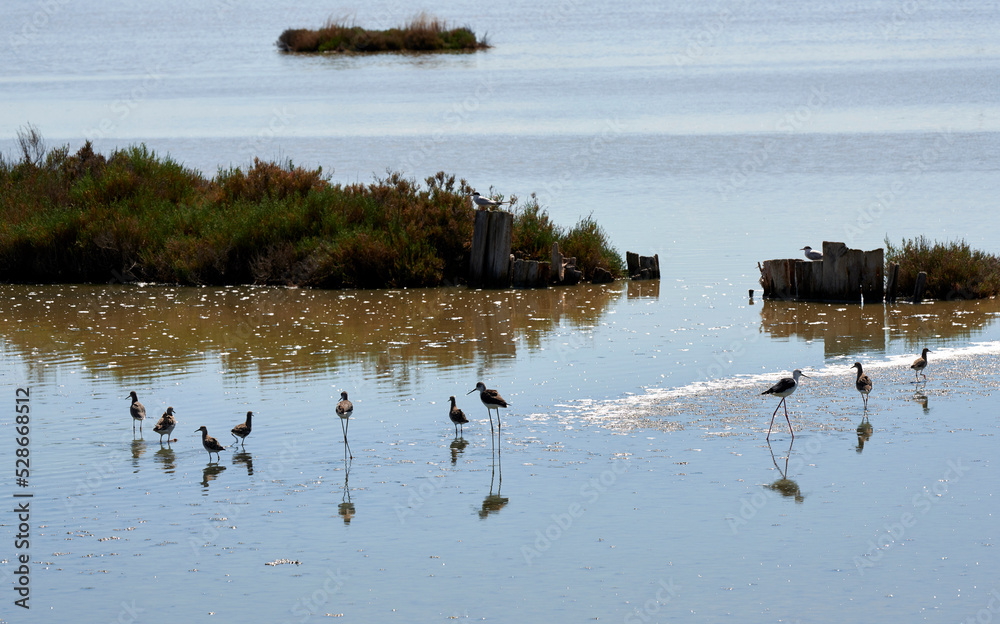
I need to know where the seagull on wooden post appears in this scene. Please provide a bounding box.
[471,191,510,211]
[801,246,823,261]
[761,369,810,440]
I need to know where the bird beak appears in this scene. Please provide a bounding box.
[466,388,476,394]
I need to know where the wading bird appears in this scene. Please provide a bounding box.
[231,411,253,447]
[911,347,931,382]
[467,382,508,438]
[761,369,810,440]
[851,362,873,411]
[336,391,354,459]
[153,407,177,444]
[128,391,146,434]
[195,426,226,462]
[448,396,469,436]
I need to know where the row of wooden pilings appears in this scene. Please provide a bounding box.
[468,209,658,289]
[758,241,928,303]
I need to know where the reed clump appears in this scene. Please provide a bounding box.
[513,197,624,278]
[277,13,489,54]
[885,235,1000,299]
[0,133,622,288]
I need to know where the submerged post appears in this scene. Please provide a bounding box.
[912,271,928,303]
[886,262,899,304]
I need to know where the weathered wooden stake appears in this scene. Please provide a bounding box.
[885,262,899,304]
[469,211,512,288]
[759,242,883,302]
[912,271,927,303]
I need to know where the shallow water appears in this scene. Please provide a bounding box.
[1,284,999,623]
[2,0,1000,621]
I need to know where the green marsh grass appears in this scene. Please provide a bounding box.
[0,138,622,288]
[885,235,1000,299]
[277,13,490,54]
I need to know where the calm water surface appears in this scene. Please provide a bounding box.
[1,283,999,623]
[1,0,999,622]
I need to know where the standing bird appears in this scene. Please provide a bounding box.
[471,191,509,210]
[448,396,469,436]
[128,391,146,434]
[851,362,873,411]
[231,411,253,447]
[153,407,177,444]
[761,369,810,440]
[801,246,823,261]
[336,391,354,460]
[911,347,931,382]
[467,382,508,438]
[195,426,226,462]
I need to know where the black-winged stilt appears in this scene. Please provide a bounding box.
[231,410,253,447]
[128,391,146,434]
[448,396,469,436]
[761,369,809,440]
[336,391,354,459]
[911,347,931,382]
[851,362,873,411]
[152,407,176,443]
[195,426,226,462]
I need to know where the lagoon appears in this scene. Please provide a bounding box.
[2,0,1000,621]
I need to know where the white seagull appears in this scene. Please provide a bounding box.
[801,246,823,261]
[471,191,509,210]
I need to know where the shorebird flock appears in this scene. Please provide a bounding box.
[759,346,932,438]
[126,346,933,462]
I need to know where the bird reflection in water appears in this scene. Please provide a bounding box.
[154,445,176,473]
[856,418,874,453]
[232,450,253,476]
[131,438,146,468]
[479,449,508,519]
[765,440,804,503]
[911,390,929,412]
[449,437,469,465]
[338,456,355,525]
[201,463,226,489]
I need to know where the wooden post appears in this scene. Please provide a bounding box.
[469,211,512,288]
[626,251,639,277]
[886,262,899,303]
[468,210,491,286]
[912,271,927,303]
[861,248,884,303]
[760,259,797,299]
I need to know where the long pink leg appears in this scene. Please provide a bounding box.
[783,398,794,438]
[766,399,782,440]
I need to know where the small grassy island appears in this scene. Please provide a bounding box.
[0,128,621,289]
[886,236,1000,300]
[277,14,490,54]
